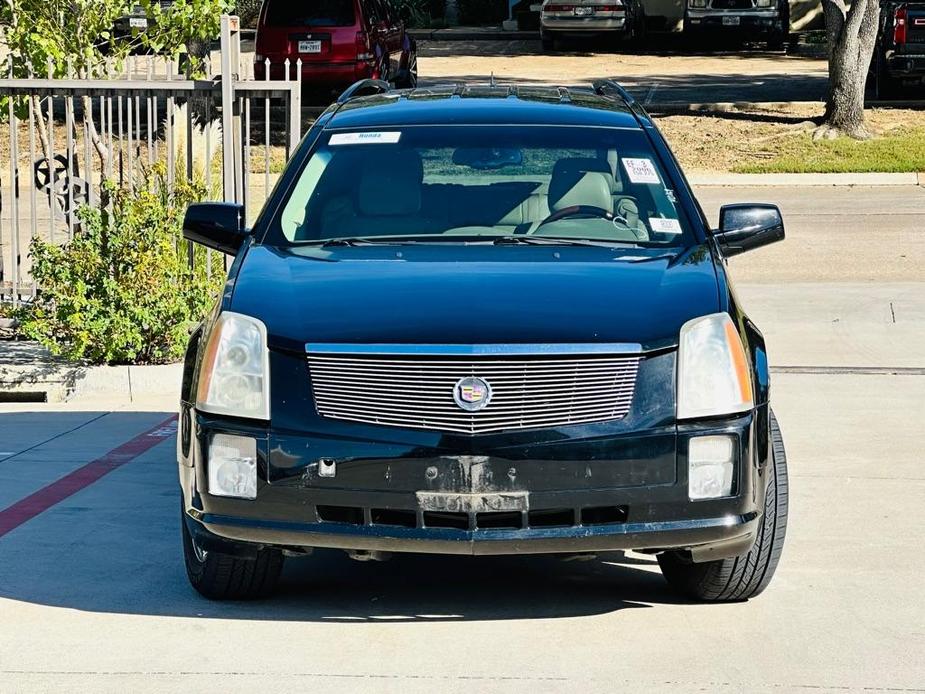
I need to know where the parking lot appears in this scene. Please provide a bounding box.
[1,184,923,693]
[416,40,830,105]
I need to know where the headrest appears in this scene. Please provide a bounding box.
[552,158,621,195]
[358,150,423,216]
[548,169,614,213]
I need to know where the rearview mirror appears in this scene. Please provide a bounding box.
[183,203,249,256]
[715,204,785,257]
[452,147,523,170]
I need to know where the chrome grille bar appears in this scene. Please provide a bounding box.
[306,348,642,435]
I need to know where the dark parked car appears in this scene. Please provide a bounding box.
[179,79,789,603]
[683,0,789,49]
[253,0,417,92]
[539,0,647,51]
[872,0,925,98]
[111,1,175,53]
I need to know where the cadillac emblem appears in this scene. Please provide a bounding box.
[453,377,492,412]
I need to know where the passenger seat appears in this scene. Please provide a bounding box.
[322,150,437,237]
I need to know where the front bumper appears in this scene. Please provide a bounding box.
[180,407,768,561]
[685,9,781,32]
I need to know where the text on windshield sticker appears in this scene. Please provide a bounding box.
[649,218,683,235]
[622,158,661,185]
[329,132,402,146]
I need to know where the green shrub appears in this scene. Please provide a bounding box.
[234,0,263,28]
[457,0,507,24]
[20,165,225,365]
[393,0,436,26]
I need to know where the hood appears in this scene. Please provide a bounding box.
[229,244,720,352]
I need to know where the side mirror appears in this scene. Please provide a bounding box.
[715,203,785,257]
[183,203,249,256]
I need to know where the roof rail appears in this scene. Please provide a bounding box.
[592,79,637,108]
[336,79,392,104]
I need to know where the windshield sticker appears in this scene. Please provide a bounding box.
[329,131,402,146]
[649,218,683,235]
[622,158,662,185]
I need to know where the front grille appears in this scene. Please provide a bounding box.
[315,504,630,530]
[710,0,754,8]
[306,350,641,434]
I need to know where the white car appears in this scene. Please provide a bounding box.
[540,0,646,51]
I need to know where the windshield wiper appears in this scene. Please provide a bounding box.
[492,236,636,248]
[318,238,394,247]
[311,235,490,247]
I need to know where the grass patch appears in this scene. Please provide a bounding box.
[732,128,925,174]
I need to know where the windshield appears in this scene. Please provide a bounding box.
[264,0,356,26]
[270,126,695,247]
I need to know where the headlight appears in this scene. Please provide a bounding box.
[688,435,735,500]
[755,0,773,7]
[196,312,270,420]
[677,313,753,420]
[208,434,258,499]
[689,0,708,8]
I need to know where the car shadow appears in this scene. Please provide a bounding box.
[0,410,697,622]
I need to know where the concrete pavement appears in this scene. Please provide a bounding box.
[0,371,922,693]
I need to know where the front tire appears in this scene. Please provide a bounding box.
[181,501,284,600]
[541,30,555,51]
[658,411,789,602]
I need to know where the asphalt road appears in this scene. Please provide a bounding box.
[1,186,923,693]
[416,40,830,105]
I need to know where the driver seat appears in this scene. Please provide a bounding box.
[548,167,614,215]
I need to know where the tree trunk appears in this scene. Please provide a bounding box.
[819,0,881,139]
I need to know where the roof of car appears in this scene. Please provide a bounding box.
[324,84,646,130]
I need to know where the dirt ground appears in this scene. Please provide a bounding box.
[654,104,925,174]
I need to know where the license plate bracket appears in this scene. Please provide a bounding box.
[298,40,322,53]
[417,491,528,514]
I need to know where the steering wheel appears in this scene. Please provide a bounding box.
[538,205,630,229]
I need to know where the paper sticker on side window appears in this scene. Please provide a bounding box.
[329,132,402,146]
[649,218,683,235]
[622,158,661,185]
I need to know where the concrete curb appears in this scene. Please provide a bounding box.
[689,172,924,187]
[0,342,181,402]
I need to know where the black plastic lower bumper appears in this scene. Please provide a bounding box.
[187,505,758,559]
[180,408,768,562]
[686,15,782,34]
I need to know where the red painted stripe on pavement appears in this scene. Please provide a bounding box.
[0,415,177,539]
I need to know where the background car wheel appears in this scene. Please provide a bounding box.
[767,30,786,51]
[658,411,789,602]
[396,39,418,88]
[181,500,284,600]
[874,55,899,100]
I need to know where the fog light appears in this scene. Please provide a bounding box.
[688,435,734,500]
[208,434,257,500]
